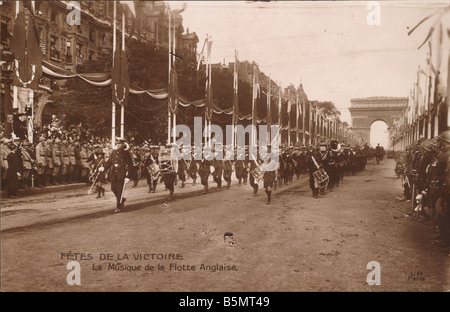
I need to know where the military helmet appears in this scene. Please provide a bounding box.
[438,130,450,144]
[420,139,436,152]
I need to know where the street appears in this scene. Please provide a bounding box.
[1,158,449,292]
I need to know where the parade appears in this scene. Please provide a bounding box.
[1,1,449,294]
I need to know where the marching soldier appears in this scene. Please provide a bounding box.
[199,153,211,194]
[160,144,177,199]
[144,147,159,193]
[212,158,223,191]
[177,147,188,188]
[91,148,106,199]
[188,153,198,186]
[99,138,133,213]
[307,145,323,199]
[129,145,141,188]
[234,147,247,187]
[248,151,260,197]
[261,146,277,204]
[223,151,233,189]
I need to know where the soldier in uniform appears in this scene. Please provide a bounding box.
[44,139,54,186]
[99,138,132,213]
[223,150,233,189]
[35,136,46,188]
[177,146,188,188]
[67,139,76,183]
[20,140,34,190]
[52,138,62,185]
[261,146,277,204]
[306,145,323,198]
[234,147,247,187]
[1,137,12,190]
[188,152,198,186]
[129,145,141,188]
[248,150,260,197]
[91,148,106,199]
[434,131,450,250]
[61,140,70,184]
[160,144,177,199]
[199,153,211,194]
[5,140,21,198]
[212,156,224,191]
[144,146,159,193]
[80,143,90,183]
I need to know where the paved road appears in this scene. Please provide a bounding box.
[1,158,449,292]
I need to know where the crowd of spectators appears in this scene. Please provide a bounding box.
[1,115,157,198]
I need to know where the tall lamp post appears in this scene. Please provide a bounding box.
[1,50,15,138]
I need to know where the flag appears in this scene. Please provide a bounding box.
[233,50,239,124]
[111,49,129,106]
[196,37,208,71]
[253,63,260,99]
[10,9,43,90]
[168,67,179,114]
[119,1,136,46]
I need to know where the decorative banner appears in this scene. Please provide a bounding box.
[10,10,43,90]
[168,67,179,114]
[111,49,129,106]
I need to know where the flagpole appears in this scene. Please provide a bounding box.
[287,89,291,147]
[232,49,237,151]
[208,36,212,145]
[120,9,125,139]
[112,1,116,147]
[278,83,282,147]
[168,8,172,145]
[172,12,176,144]
[302,96,305,146]
[267,75,271,145]
[296,93,299,144]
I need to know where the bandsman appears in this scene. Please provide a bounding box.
[99,137,133,213]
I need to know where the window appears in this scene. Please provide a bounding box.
[89,29,95,42]
[1,16,9,44]
[50,35,60,59]
[66,41,72,63]
[51,11,58,25]
[76,43,83,58]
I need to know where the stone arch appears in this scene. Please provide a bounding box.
[349,97,408,145]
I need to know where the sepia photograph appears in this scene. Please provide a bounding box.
[0,0,449,297]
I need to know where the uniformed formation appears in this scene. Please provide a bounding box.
[394,130,450,250]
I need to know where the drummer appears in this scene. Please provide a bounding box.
[261,145,277,204]
[144,145,159,193]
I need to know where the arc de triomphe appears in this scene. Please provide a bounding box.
[348,97,408,146]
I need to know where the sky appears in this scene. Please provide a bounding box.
[170,0,449,127]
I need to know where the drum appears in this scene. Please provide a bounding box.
[313,168,329,188]
[148,163,161,180]
[250,166,264,185]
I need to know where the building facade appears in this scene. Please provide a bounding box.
[1,1,199,127]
